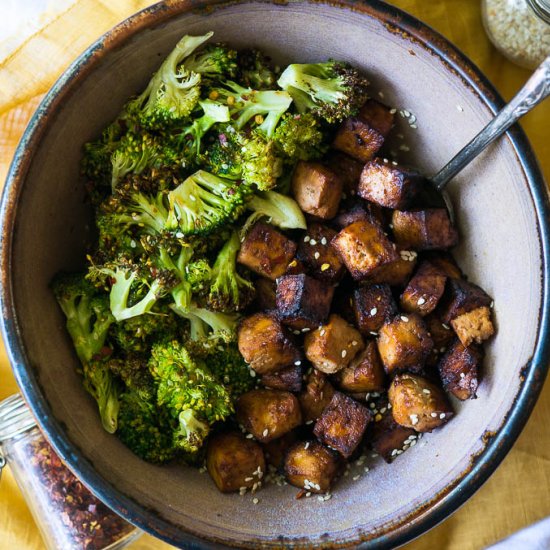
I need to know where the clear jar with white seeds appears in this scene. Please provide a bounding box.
[482,0,550,69]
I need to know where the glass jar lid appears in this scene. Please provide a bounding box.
[0,394,37,442]
[527,0,550,24]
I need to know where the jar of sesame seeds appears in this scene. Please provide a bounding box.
[482,0,550,69]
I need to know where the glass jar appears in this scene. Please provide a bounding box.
[482,0,550,69]
[0,394,141,550]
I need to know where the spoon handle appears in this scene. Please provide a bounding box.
[432,56,550,191]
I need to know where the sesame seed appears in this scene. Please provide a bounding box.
[253,497,259,504]
[490,301,494,308]
[399,144,410,152]
[383,158,389,163]
[410,124,417,129]
[411,440,417,446]
[460,372,466,378]
[293,330,301,335]
[409,414,419,425]
[391,161,398,166]
[306,492,311,497]
[288,260,298,267]
[320,329,326,336]
[375,413,382,422]
[370,331,378,336]
[341,350,347,358]
[440,347,446,353]
[396,450,403,455]
[302,327,310,332]
[369,402,376,409]
[320,263,331,271]
[176,231,184,238]
[352,475,360,481]
[246,433,254,439]
[391,449,398,456]
[417,297,426,306]
[422,389,431,395]
[370,307,378,316]
[456,104,464,112]
[321,237,327,245]
[403,110,410,117]
[310,239,317,246]
[442,323,450,330]
[440,413,446,419]
[371,453,378,458]
[314,252,320,259]
[364,467,370,472]
[189,194,196,202]
[295,360,302,366]
[380,407,387,414]
[245,477,253,482]
[304,236,310,242]
[318,496,325,502]
[351,340,358,346]
[304,442,310,450]
[390,108,397,114]
[378,91,385,98]
[400,316,409,322]
[431,412,438,418]
[306,419,314,425]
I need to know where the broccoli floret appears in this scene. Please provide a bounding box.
[165,170,248,236]
[243,190,307,234]
[184,43,238,81]
[272,112,328,162]
[95,209,143,260]
[51,273,115,364]
[210,81,292,137]
[125,33,213,130]
[277,61,369,123]
[181,100,230,155]
[148,341,233,453]
[204,128,283,191]
[237,48,279,90]
[207,231,254,312]
[106,355,156,401]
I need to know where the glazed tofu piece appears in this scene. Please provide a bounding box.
[333,203,372,229]
[425,314,455,367]
[400,261,447,316]
[423,252,463,279]
[304,314,364,374]
[206,432,265,493]
[352,284,397,335]
[440,279,493,324]
[237,222,297,280]
[255,278,277,310]
[438,339,483,400]
[298,369,336,422]
[236,389,302,443]
[370,412,417,463]
[392,209,459,250]
[364,246,418,286]
[333,340,386,393]
[332,219,399,280]
[451,306,495,347]
[358,158,422,209]
[263,431,299,470]
[313,392,372,458]
[377,314,433,376]
[332,100,394,163]
[296,224,346,283]
[261,364,303,393]
[276,274,334,330]
[389,373,453,432]
[291,161,343,219]
[284,441,341,493]
[238,313,301,374]
[326,151,364,193]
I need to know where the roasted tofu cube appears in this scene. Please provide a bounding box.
[440,279,493,324]
[291,161,343,219]
[450,306,495,347]
[237,222,297,280]
[333,203,371,229]
[425,313,455,369]
[370,412,417,463]
[392,209,459,250]
[276,274,334,330]
[333,340,385,392]
[313,392,371,458]
[389,373,453,432]
[377,314,433,376]
[332,100,394,163]
[263,431,299,470]
[423,252,463,279]
[206,432,265,493]
[296,224,346,283]
[284,441,341,493]
[261,364,303,392]
[304,314,364,374]
[298,369,336,422]
[238,313,301,374]
[438,340,483,400]
[364,246,418,286]
[332,219,399,280]
[352,284,397,335]
[400,261,447,316]
[236,389,302,443]
[326,151,364,193]
[358,158,422,209]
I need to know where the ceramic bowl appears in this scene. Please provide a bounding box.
[1,1,549,548]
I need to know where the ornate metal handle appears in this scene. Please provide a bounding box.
[432,56,550,191]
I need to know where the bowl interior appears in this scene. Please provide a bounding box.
[5,1,544,547]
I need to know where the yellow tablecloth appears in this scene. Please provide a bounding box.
[0,1,549,548]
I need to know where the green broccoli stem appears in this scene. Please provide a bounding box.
[83,361,120,434]
[244,190,307,232]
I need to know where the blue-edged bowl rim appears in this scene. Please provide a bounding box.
[1,0,549,548]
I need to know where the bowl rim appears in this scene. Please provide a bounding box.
[1,0,549,548]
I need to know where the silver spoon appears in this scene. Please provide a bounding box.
[426,55,550,222]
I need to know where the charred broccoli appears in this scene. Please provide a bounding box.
[243,190,307,232]
[184,43,238,81]
[236,48,279,90]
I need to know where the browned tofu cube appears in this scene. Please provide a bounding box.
[389,373,453,432]
[450,306,495,347]
[358,158,422,209]
[276,274,334,330]
[392,209,458,250]
[423,252,463,279]
[333,340,385,392]
[440,279,493,324]
[332,100,394,163]
[332,219,399,280]
[261,364,303,392]
[326,151,364,193]
[364,246,418,286]
[377,314,433,376]
[313,392,371,458]
[370,412,417,463]
[237,222,297,280]
[255,278,276,310]
[400,261,447,316]
[298,369,336,422]
[438,339,483,400]
[296,224,346,283]
[292,161,343,219]
[238,313,301,374]
[333,204,371,229]
[352,284,397,335]
[284,441,341,493]
[206,432,265,493]
[304,314,364,374]
[425,314,455,365]
[263,431,299,470]
[236,389,302,443]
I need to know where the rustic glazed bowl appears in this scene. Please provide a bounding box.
[1,0,549,548]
